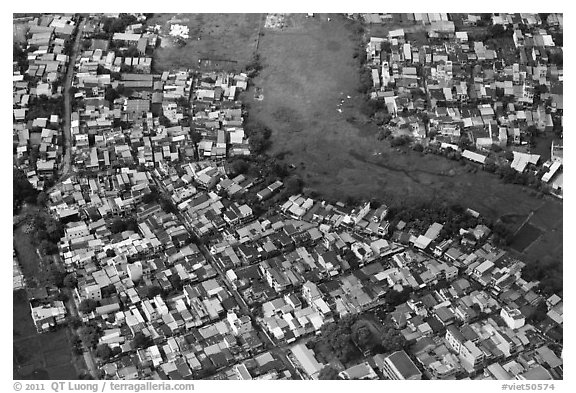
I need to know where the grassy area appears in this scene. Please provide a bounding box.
[13,225,42,285]
[511,223,543,252]
[522,200,563,264]
[13,290,79,380]
[149,13,264,72]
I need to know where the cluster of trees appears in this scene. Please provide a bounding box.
[318,365,340,380]
[245,121,272,154]
[521,257,563,296]
[390,135,412,147]
[133,332,154,349]
[14,168,38,213]
[492,164,550,194]
[78,299,99,314]
[96,344,122,361]
[13,43,29,73]
[104,85,126,105]
[486,24,513,40]
[491,221,514,247]
[78,322,102,349]
[30,214,64,256]
[245,53,263,78]
[388,201,486,242]
[102,14,139,35]
[358,67,373,94]
[309,314,405,365]
[26,95,64,121]
[142,285,164,299]
[108,216,138,234]
[229,158,250,176]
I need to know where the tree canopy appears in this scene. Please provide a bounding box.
[318,365,340,380]
[78,299,99,314]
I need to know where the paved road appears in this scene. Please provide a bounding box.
[60,18,85,180]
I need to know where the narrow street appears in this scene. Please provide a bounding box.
[60,17,85,180]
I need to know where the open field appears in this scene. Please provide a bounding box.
[244,13,563,222]
[13,224,52,288]
[149,13,264,72]
[511,223,543,253]
[13,290,78,380]
[522,200,563,264]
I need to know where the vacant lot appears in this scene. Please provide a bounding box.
[522,200,563,264]
[511,223,543,253]
[13,224,48,288]
[13,289,78,380]
[245,13,562,223]
[149,13,264,72]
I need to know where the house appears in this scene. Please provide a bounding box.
[459,340,485,373]
[378,350,422,380]
[500,306,525,329]
[290,343,325,379]
[339,362,378,380]
[30,299,67,333]
[445,325,466,354]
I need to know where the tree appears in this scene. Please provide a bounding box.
[78,299,99,314]
[247,126,272,154]
[230,158,249,175]
[78,324,101,349]
[96,344,113,361]
[40,240,59,256]
[385,287,412,307]
[390,135,411,147]
[45,218,64,243]
[318,366,340,380]
[159,115,172,127]
[13,168,38,213]
[69,317,83,329]
[49,265,67,286]
[413,143,424,152]
[143,285,163,299]
[353,323,374,348]
[104,86,120,104]
[124,45,140,58]
[374,111,392,126]
[36,192,49,206]
[488,24,508,39]
[133,332,153,349]
[189,130,202,144]
[109,218,126,234]
[106,249,117,258]
[458,137,472,151]
[245,53,263,77]
[380,324,406,352]
[63,274,78,289]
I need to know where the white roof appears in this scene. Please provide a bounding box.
[462,150,487,164]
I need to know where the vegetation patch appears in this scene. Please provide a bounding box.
[511,223,543,252]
